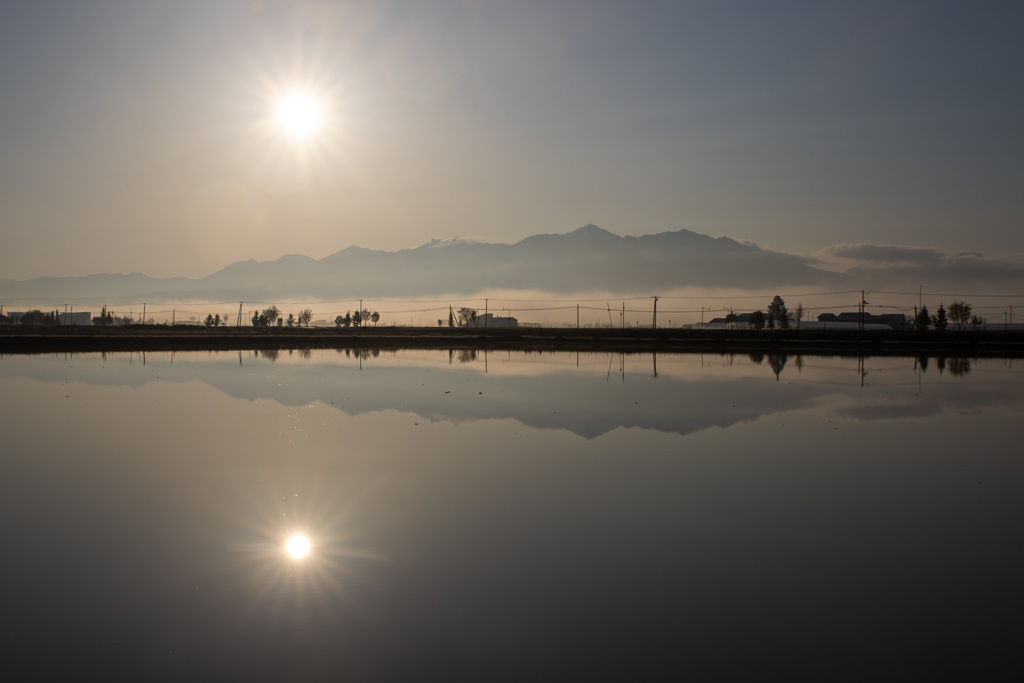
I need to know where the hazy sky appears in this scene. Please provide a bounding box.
[1,0,1022,279]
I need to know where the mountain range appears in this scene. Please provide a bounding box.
[1,224,1020,305]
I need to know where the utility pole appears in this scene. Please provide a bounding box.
[142,303,146,325]
[652,296,659,329]
[237,302,243,327]
[577,304,579,329]
[621,302,625,329]
[485,299,488,327]
[860,290,868,331]
[919,285,922,311]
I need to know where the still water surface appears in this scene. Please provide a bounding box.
[2,350,1022,680]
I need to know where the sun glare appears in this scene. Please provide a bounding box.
[286,534,311,559]
[275,92,324,141]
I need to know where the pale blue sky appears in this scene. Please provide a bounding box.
[1,0,1022,279]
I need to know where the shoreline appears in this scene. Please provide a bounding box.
[2,326,1024,357]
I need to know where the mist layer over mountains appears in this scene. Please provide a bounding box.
[2,225,1021,305]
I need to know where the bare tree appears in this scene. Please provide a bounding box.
[794,303,804,330]
[456,307,478,327]
[370,311,380,326]
[948,301,972,331]
[261,306,280,327]
[298,309,313,327]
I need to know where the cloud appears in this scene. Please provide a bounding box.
[819,243,946,267]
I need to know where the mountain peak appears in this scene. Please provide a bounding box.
[417,236,481,249]
[570,224,619,238]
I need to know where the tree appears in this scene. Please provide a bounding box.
[932,304,948,331]
[335,315,345,327]
[969,314,984,329]
[724,311,738,329]
[286,313,295,327]
[262,306,280,327]
[794,303,804,330]
[252,311,260,327]
[749,310,766,330]
[298,309,313,327]
[437,319,443,327]
[352,310,363,327]
[20,309,58,326]
[768,295,789,329]
[214,313,221,327]
[456,307,478,327]
[448,309,455,328]
[766,310,775,329]
[204,314,215,327]
[371,311,380,326]
[948,301,972,331]
[94,305,114,327]
[914,306,931,331]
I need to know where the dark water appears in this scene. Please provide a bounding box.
[2,350,1022,681]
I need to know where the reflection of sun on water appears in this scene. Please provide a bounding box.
[286,533,311,558]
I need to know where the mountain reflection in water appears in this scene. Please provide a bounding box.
[0,350,1021,680]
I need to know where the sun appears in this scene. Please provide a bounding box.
[286,533,311,559]
[274,92,324,141]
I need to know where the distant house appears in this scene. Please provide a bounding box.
[58,312,93,326]
[705,313,752,328]
[817,312,908,330]
[468,313,518,328]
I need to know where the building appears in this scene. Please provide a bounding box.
[58,312,93,325]
[467,313,519,328]
[817,312,908,330]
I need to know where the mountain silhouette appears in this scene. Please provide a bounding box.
[0,224,843,304]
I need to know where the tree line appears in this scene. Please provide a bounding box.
[731,296,984,331]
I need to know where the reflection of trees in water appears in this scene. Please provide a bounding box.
[948,357,972,377]
[768,353,787,380]
[258,348,280,362]
[457,349,478,363]
[352,349,380,360]
[748,352,764,365]
[916,356,972,377]
[298,348,312,360]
